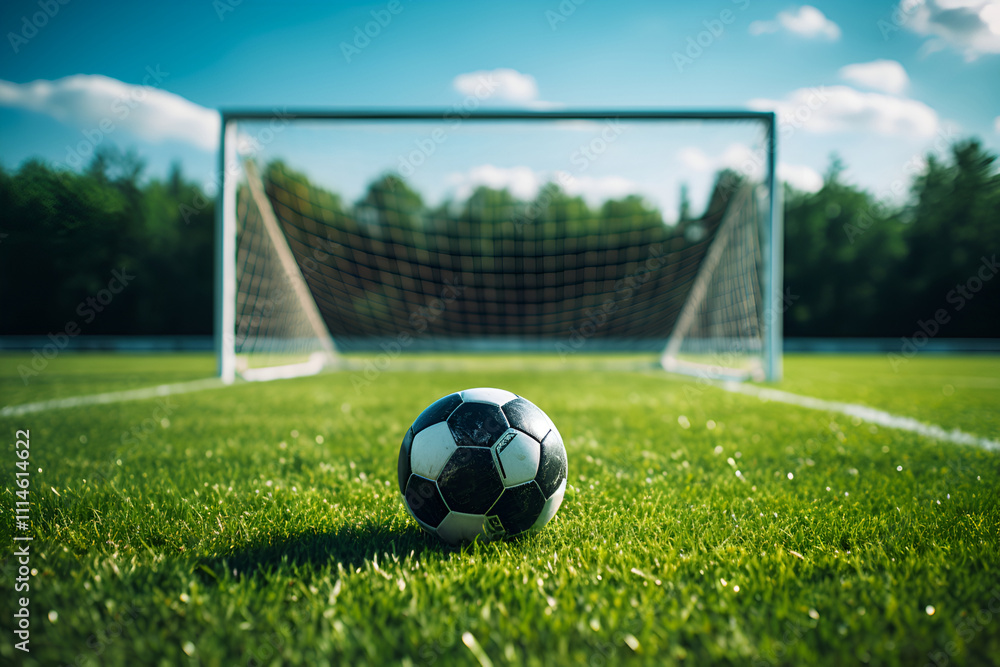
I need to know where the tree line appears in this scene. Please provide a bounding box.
[1,140,997,338]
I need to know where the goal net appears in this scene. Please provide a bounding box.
[216,111,781,383]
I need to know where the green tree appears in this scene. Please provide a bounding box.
[0,148,214,335]
[897,139,1000,335]
[357,173,423,229]
[783,156,906,336]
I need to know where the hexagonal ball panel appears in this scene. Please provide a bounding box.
[410,421,457,480]
[492,429,540,487]
[537,429,568,498]
[489,480,546,536]
[403,474,449,528]
[501,397,556,443]
[412,392,463,435]
[436,511,487,545]
[447,401,509,448]
[437,447,504,514]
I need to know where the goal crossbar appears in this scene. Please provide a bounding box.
[215,109,782,382]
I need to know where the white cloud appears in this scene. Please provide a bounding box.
[779,163,824,192]
[678,147,714,172]
[559,173,638,203]
[838,60,910,94]
[720,144,766,179]
[904,0,1000,60]
[0,74,218,150]
[679,143,860,195]
[749,85,939,137]
[444,164,639,206]
[453,68,538,103]
[749,6,841,40]
[679,143,766,180]
[446,164,540,201]
[451,68,561,109]
[995,115,1000,133]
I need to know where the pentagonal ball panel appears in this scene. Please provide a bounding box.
[438,447,504,514]
[436,511,487,545]
[410,421,457,480]
[537,429,568,498]
[493,429,541,487]
[447,402,509,448]
[397,428,414,494]
[461,387,518,405]
[403,474,449,528]
[501,397,556,443]
[412,392,463,435]
[489,480,546,536]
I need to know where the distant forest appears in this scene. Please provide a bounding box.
[1,140,998,338]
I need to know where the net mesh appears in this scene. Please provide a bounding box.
[234,176,334,373]
[228,117,772,377]
[661,181,765,379]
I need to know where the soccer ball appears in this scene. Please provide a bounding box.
[397,387,568,544]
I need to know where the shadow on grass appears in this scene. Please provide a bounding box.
[198,519,450,580]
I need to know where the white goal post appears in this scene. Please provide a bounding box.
[215,110,782,383]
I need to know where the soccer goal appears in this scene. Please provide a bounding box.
[215,110,781,383]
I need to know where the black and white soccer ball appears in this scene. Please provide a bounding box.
[397,388,568,544]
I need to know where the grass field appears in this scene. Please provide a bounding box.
[1,353,999,666]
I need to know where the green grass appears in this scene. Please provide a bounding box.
[777,355,1000,436]
[1,354,999,666]
[0,353,215,406]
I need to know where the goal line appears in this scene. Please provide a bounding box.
[5,373,997,452]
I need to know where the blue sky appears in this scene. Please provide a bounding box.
[1,0,998,214]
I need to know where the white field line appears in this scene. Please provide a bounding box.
[721,381,1000,452]
[5,373,998,455]
[1,377,226,417]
